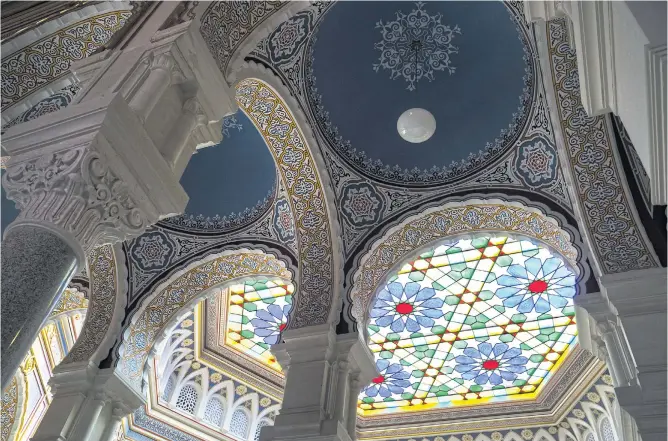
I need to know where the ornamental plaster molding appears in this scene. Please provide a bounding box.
[365,378,623,441]
[61,244,124,366]
[2,145,146,255]
[47,286,89,322]
[349,197,582,325]
[356,351,603,438]
[199,1,307,83]
[538,19,661,275]
[527,1,667,207]
[343,191,587,328]
[1,6,132,112]
[647,44,667,205]
[232,61,345,329]
[117,248,293,393]
[2,92,188,253]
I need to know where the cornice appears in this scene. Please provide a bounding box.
[356,349,604,439]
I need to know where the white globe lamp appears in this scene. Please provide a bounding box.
[397,108,436,143]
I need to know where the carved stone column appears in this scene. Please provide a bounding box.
[600,268,667,441]
[1,3,234,390]
[1,92,188,389]
[576,268,667,441]
[30,363,143,441]
[260,326,377,441]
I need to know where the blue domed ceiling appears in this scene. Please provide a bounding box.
[161,111,277,232]
[307,1,532,186]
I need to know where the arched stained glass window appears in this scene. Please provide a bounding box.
[203,396,225,427]
[226,280,294,371]
[229,408,250,439]
[175,384,199,414]
[360,236,578,414]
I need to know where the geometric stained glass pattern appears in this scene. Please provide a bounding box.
[360,236,578,414]
[225,280,294,371]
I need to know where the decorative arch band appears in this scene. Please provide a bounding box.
[117,250,293,390]
[350,200,579,322]
[235,78,335,328]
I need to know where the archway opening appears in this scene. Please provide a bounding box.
[2,289,88,441]
[361,234,579,415]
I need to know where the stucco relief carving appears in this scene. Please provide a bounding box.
[2,147,149,252]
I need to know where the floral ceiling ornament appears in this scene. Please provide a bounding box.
[516,138,557,187]
[221,113,243,138]
[270,15,308,59]
[342,182,383,227]
[131,232,175,271]
[373,1,462,91]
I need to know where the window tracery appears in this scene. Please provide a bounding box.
[229,408,250,439]
[361,236,578,413]
[203,396,225,427]
[253,419,270,441]
[600,417,615,441]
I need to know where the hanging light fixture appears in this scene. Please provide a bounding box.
[397,39,436,143]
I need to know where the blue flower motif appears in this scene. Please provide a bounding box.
[363,359,412,398]
[454,342,529,386]
[496,256,576,314]
[249,304,291,345]
[369,281,445,333]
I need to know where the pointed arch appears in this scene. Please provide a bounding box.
[116,249,293,392]
[228,406,251,439]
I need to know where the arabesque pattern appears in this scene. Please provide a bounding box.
[235,79,334,328]
[546,19,659,273]
[1,11,131,110]
[119,252,292,388]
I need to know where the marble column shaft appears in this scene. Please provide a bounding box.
[1,225,81,388]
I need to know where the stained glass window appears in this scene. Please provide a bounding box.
[360,236,578,414]
[226,280,294,370]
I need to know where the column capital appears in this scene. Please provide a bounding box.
[262,326,376,441]
[2,92,188,252]
[32,364,144,441]
[600,268,667,316]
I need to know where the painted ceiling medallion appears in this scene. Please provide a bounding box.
[397,108,436,143]
[373,1,462,91]
[306,1,533,186]
[360,236,578,414]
